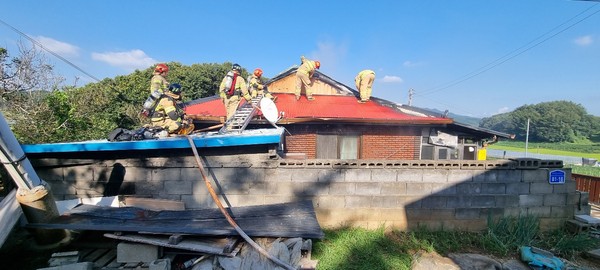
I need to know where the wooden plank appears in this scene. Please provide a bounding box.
[0,189,23,247]
[28,201,324,239]
[104,233,241,256]
[124,197,185,211]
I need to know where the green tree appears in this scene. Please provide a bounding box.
[480,100,599,143]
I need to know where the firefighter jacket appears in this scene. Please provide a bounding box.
[298,57,318,78]
[247,74,265,92]
[219,71,250,101]
[150,92,184,122]
[150,73,169,94]
[355,70,376,89]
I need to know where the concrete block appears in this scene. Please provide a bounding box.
[344,169,372,182]
[421,196,448,209]
[380,182,407,195]
[456,183,482,194]
[530,182,553,194]
[496,170,523,182]
[372,170,398,182]
[355,182,381,195]
[406,183,433,195]
[117,242,162,263]
[328,182,355,195]
[151,167,181,181]
[164,180,193,195]
[345,196,372,208]
[519,194,544,207]
[455,208,480,219]
[481,183,506,194]
[522,169,548,183]
[551,206,574,218]
[264,168,292,182]
[422,170,449,183]
[513,158,541,169]
[543,194,567,206]
[316,196,345,209]
[64,167,94,182]
[432,183,456,195]
[527,206,551,218]
[495,195,519,207]
[317,169,345,183]
[575,204,591,216]
[268,181,303,195]
[397,169,423,182]
[470,196,495,208]
[506,183,530,195]
[371,196,400,208]
[447,170,473,183]
[291,169,320,182]
[446,196,472,208]
[473,170,498,182]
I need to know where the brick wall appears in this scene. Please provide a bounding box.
[30,153,583,232]
[284,125,421,160]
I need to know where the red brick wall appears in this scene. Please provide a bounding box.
[285,126,318,158]
[284,124,421,160]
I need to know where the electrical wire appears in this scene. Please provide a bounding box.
[0,18,101,82]
[418,3,600,97]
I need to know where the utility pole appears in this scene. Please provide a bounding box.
[525,118,530,157]
[408,88,414,106]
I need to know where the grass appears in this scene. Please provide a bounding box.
[312,216,600,270]
[490,141,600,160]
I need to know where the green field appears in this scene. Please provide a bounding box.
[490,140,600,177]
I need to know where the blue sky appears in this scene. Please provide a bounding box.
[1,1,599,117]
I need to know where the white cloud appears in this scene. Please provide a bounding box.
[91,49,157,71]
[33,35,80,57]
[382,75,403,83]
[574,35,593,46]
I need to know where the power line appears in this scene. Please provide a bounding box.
[417,3,600,97]
[0,18,101,82]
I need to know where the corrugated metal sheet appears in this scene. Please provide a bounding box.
[185,93,450,123]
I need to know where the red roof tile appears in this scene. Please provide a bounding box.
[185,94,451,124]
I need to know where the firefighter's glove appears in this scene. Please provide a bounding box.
[219,91,227,99]
[251,90,257,98]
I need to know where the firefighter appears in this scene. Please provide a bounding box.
[150,63,170,94]
[355,69,376,103]
[150,83,193,135]
[219,63,250,121]
[295,56,320,101]
[248,68,274,101]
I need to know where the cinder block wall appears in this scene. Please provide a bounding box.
[31,153,578,231]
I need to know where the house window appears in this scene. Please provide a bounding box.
[317,134,359,159]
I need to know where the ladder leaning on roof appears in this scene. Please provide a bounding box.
[219,94,263,134]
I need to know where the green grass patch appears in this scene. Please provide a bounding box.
[313,217,600,269]
[490,141,600,159]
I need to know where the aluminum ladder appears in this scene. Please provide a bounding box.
[219,94,263,133]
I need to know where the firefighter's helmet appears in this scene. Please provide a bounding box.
[315,61,320,69]
[155,63,169,73]
[254,68,263,77]
[232,63,242,72]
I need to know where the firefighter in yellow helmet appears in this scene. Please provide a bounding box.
[248,68,274,101]
[355,69,376,103]
[150,83,194,135]
[150,63,170,94]
[295,56,320,101]
[219,63,250,121]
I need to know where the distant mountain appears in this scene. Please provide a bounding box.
[427,108,481,127]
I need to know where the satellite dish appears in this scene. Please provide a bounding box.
[259,97,279,124]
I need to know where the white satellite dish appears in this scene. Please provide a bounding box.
[259,97,279,124]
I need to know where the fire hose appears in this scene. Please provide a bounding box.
[185,136,295,270]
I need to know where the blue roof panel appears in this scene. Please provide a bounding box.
[22,128,284,154]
